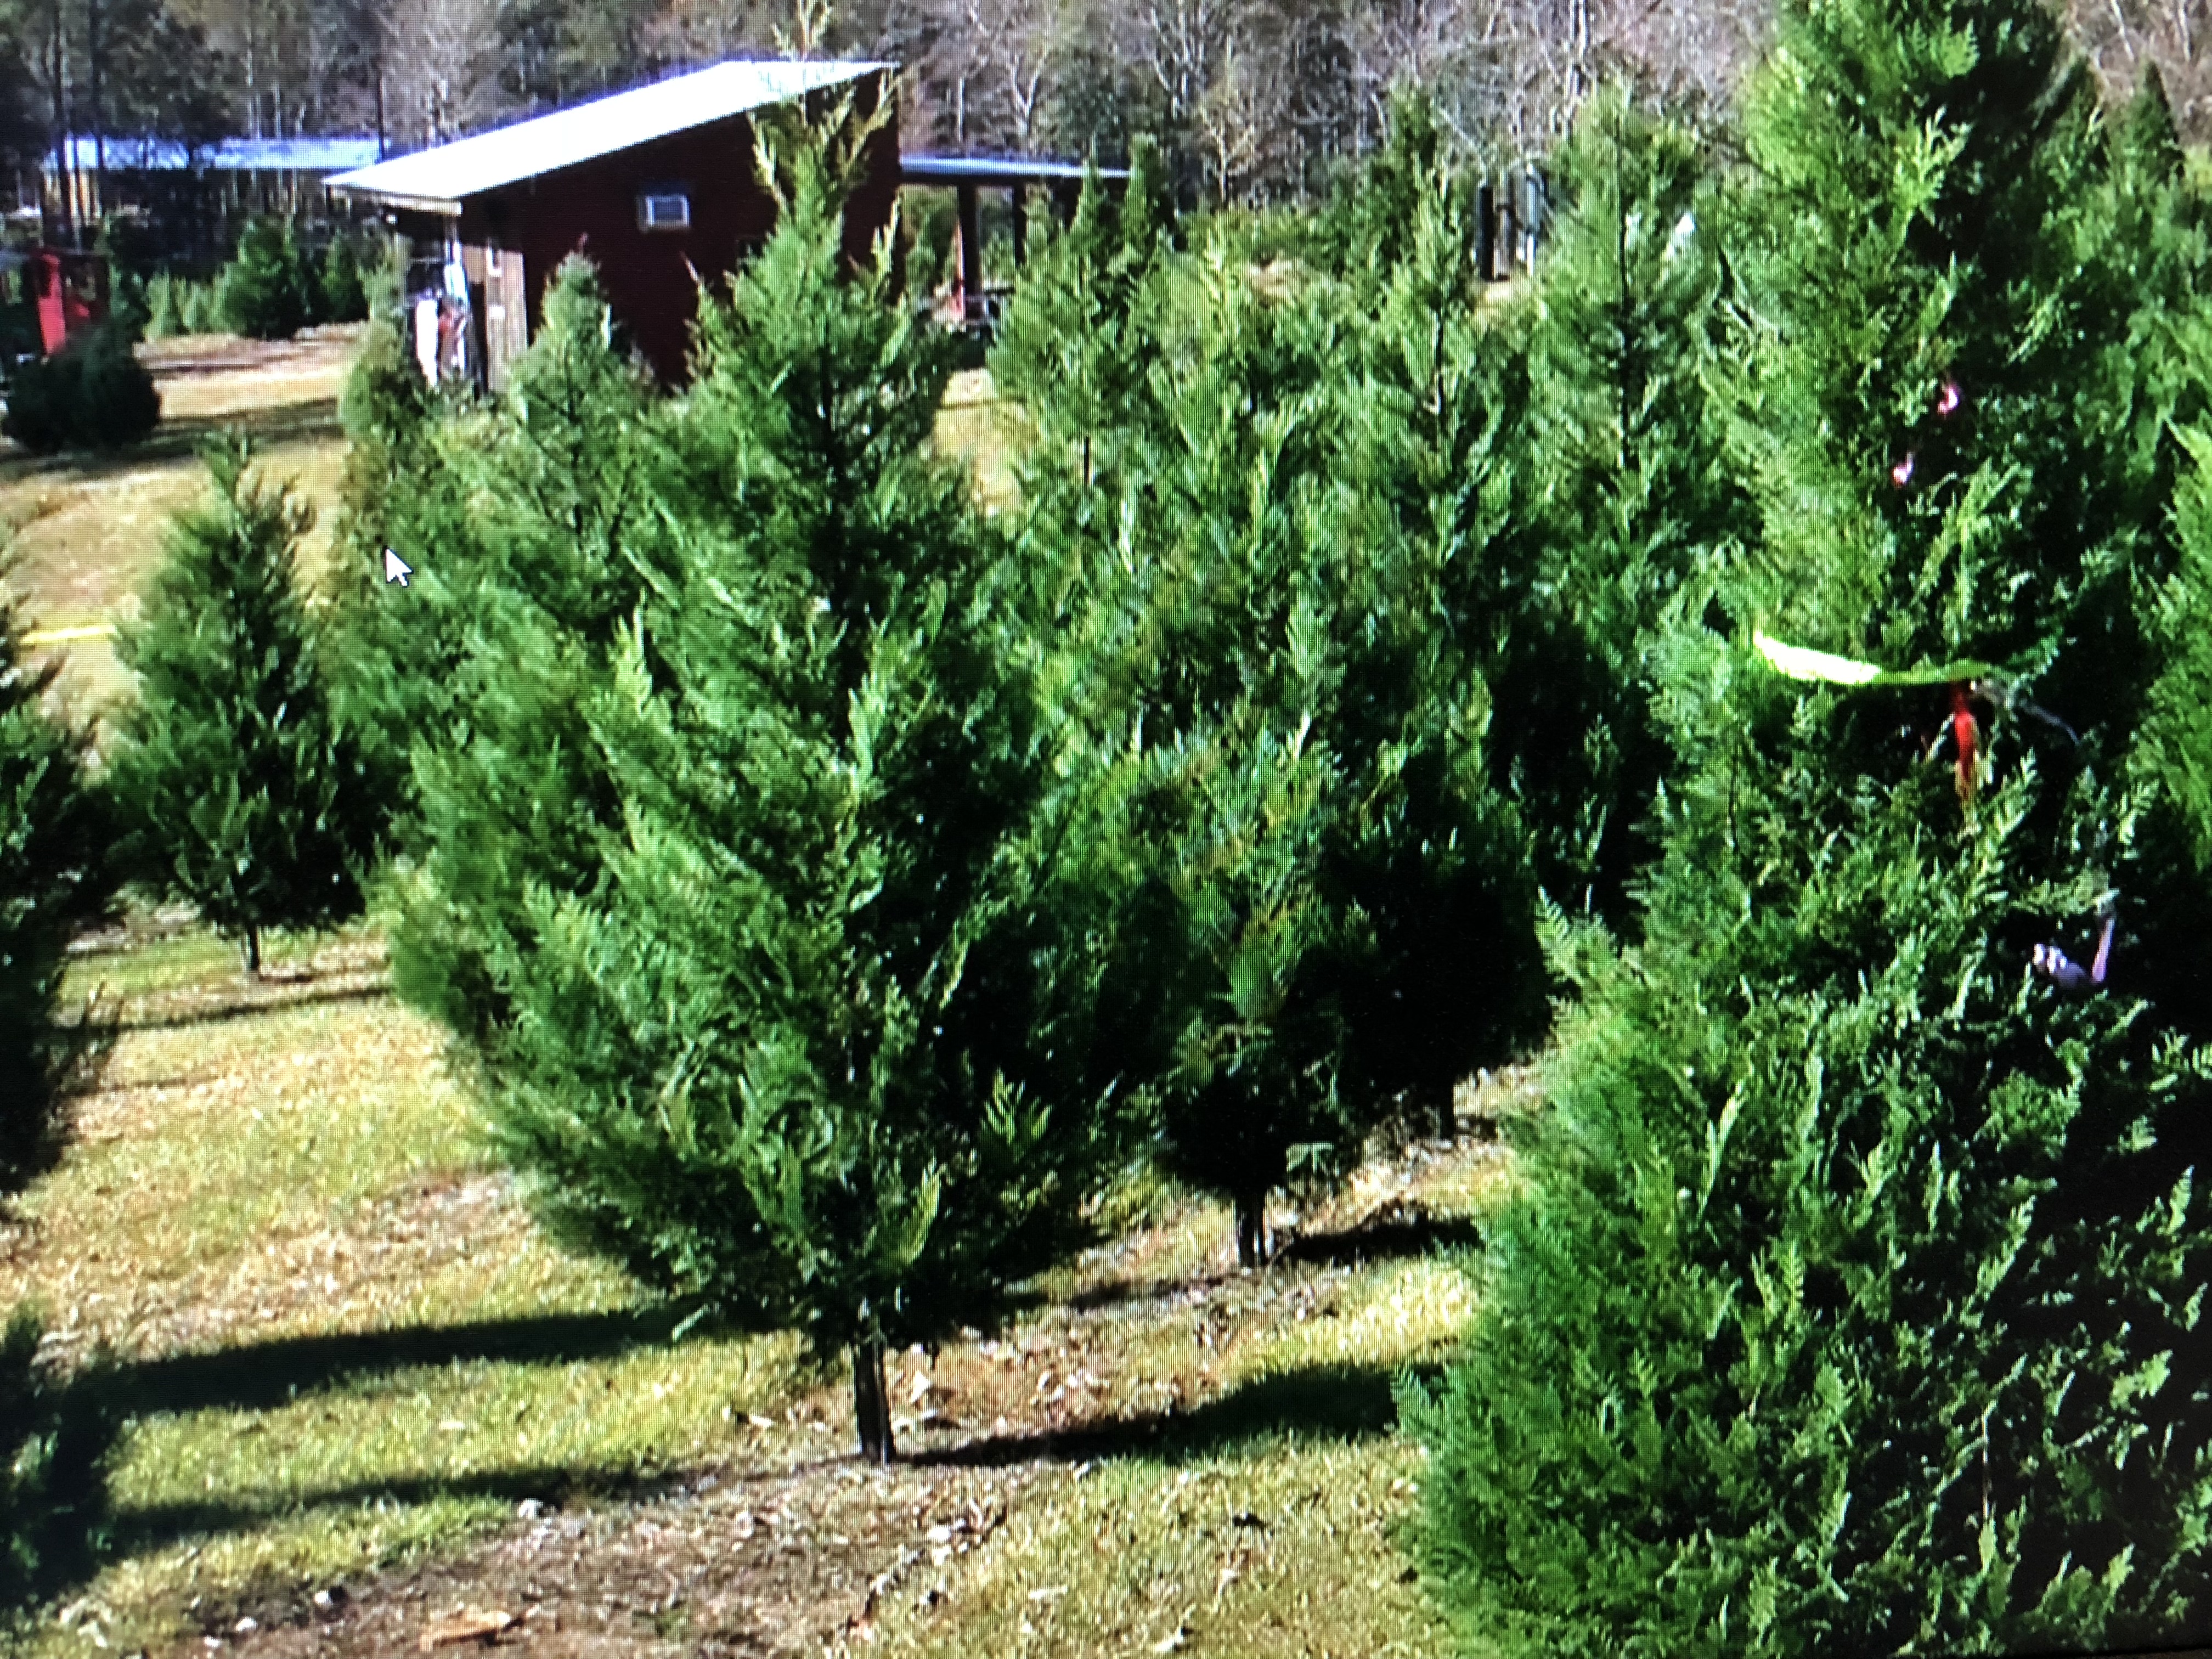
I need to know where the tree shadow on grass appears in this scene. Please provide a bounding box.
[911,1358,1442,1471]
[108,978,391,1034]
[4,1307,701,1615]
[106,1462,668,1560]
[1274,1210,1484,1269]
[101,1308,692,1418]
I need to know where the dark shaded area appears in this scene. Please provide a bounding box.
[104,1308,689,1417]
[1275,1211,1484,1268]
[912,1359,1438,1470]
[1,1312,116,1622]
[108,1462,669,1559]
[110,978,388,1033]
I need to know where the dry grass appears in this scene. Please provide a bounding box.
[8,920,1521,1659]
[1,329,359,721]
[8,926,819,1658]
[932,369,1029,515]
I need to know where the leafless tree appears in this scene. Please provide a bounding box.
[385,0,499,144]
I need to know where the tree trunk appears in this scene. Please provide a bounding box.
[851,1336,893,1465]
[1233,1188,1269,1268]
[243,926,262,979]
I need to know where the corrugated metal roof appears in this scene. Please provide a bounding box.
[60,134,383,172]
[326,59,888,211]
[901,154,1130,185]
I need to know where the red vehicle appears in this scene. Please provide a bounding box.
[0,246,109,365]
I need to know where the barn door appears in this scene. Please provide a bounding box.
[484,249,528,391]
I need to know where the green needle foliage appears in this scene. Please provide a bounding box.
[476,135,1132,1463]
[1408,1,2212,1652]
[1036,202,1539,1263]
[0,566,107,1197]
[110,435,374,974]
[1515,86,1744,923]
[0,1311,112,1628]
[385,255,656,1047]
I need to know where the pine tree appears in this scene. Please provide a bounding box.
[320,232,368,325]
[110,436,373,974]
[386,255,656,1046]
[1409,1,2212,1653]
[218,218,308,340]
[0,566,107,1195]
[1045,211,1539,1261]
[1513,86,1743,923]
[322,235,475,833]
[1321,118,1558,1141]
[470,140,1131,1464]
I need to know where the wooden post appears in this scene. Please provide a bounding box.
[1011,181,1027,267]
[956,181,981,324]
[1476,179,1496,281]
[1497,173,1517,284]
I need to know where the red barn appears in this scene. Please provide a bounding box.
[326,60,898,390]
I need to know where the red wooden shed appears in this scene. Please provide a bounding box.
[325,60,899,390]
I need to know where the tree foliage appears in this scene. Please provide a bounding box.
[110,435,374,974]
[0,566,106,1197]
[1408,0,2212,1651]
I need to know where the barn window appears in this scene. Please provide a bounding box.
[638,190,691,232]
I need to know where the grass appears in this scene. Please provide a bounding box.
[2,329,358,721]
[933,368,1029,514]
[8,926,819,1657]
[6,918,1515,1657]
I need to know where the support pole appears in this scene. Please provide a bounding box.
[956,181,981,325]
[1011,181,1027,267]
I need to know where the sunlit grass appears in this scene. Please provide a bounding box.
[9,921,826,1658]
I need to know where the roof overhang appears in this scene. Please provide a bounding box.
[330,188,462,216]
[901,154,1131,188]
[325,59,890,211]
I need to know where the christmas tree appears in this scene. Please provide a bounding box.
[1408,3,2212,1654]
[385,256,657,1045]
[1039,193,1540,1258]
[1514,85,1745,923]
[476,137,1132,1463]
[0,567,108,1195]
[110,436,373,975]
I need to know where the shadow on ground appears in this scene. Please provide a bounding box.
[1276,1209,1484,1268]
[0,398,343,486]
[104,1308,692,1418]
[913,1358,1440,1472]
[108,977,390,1034]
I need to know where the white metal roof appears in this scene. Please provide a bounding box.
[64,134,383,172]
[326,59,889,212]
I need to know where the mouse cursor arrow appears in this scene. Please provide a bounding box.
[383,549,413,588]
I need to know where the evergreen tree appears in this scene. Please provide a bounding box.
[386,255,656,1046]
[320,232,368,325]
[1513,86,1743,923]
[0,566,108,1195]
[1044,217,1538,1261]
[1322,122,1556,1144]
[110,436,373,974]
[323,235,474,828]
[1409,1,2212,1653]
[476,142,1131,1463]
[217,218,308,340]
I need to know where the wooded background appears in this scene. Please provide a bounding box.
[0,0,2202,213]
